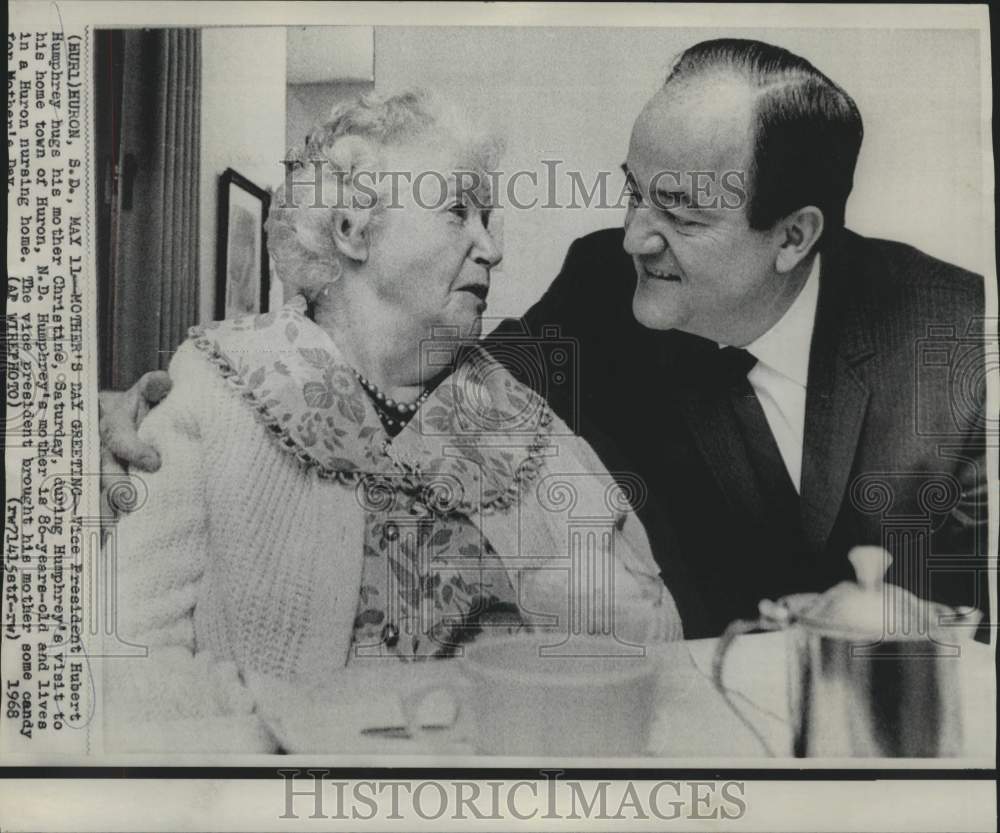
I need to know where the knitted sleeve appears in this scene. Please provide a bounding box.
[502,427,686,644]
[102,342,261,750]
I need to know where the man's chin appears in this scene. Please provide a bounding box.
[632,287,682,331]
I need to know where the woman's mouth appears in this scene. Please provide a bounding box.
[459,284,489,302]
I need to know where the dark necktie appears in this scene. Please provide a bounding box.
[715,347,799,511]
[716,346,759,387]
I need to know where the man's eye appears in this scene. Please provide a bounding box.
[666,212,698,228]
[449,202,469,220]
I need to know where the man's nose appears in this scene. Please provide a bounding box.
[623,207,666,257]
[472,219,503,268]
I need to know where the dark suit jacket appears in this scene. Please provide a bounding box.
[487,227,990,639]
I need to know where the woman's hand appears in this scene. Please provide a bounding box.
[99,370,173,514]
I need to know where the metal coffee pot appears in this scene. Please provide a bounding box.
[713,546,982,757]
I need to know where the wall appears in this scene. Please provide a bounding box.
[374,27,986,325]
[286,80,375,154]
[285,25,375,154]
[199,28,287,323]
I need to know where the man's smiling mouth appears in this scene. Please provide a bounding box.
[641,265,682,282]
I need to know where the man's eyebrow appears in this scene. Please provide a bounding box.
[620,166,690,208]
[621,164,641,193]
[655,187,691,208]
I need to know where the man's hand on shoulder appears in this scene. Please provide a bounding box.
[99,371,173,513]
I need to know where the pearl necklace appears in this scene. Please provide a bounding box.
[353,371,431,433]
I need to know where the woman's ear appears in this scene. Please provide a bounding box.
[775,206,824,274]
[331,207,371,264]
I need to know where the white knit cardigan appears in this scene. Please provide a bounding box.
[104,299,683,750]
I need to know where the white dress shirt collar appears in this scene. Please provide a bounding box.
[744,255,821,386]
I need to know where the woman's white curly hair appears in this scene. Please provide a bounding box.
[266,88,502,301]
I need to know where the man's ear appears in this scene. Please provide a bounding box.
[331,207,372,264]
[775,206,823,273]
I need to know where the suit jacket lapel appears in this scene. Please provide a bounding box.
[800,233,876,554]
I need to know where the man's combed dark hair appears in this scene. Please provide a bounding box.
[667,38,863,245]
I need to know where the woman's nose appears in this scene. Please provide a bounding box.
[623,207,666,257]
[472,219,503,268]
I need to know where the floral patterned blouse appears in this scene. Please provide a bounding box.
[189,296,682,664]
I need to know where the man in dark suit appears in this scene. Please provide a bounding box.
[488,38,990,638]
[103,38,990,640]
[494,226,988,638]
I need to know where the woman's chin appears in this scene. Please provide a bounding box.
[442,306,485,340]
[467,315,484,339]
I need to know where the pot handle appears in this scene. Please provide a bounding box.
[711,605,789,758]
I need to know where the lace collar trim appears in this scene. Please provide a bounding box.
[189,297,554,514]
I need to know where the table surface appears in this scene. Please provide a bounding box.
[110,632,997,762]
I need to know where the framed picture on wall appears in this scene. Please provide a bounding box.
[216,168,270,319]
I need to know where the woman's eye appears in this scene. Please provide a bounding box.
[449,202,469,220]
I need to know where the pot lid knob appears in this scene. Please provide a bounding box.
[848,545,892,592]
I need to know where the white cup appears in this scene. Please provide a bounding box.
[407,633,659,756]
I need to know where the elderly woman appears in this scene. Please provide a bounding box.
[106,90,682,749]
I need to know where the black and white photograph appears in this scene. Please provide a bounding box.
[3,2,996,830]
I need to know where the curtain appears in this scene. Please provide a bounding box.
[97,29,201,389]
